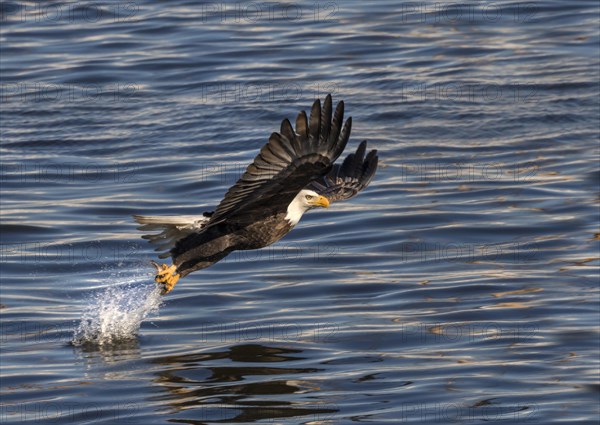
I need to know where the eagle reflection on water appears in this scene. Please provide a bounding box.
[73,342,338,423]
[151,344,339,424]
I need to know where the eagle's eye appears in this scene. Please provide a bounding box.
[305,195,313,200]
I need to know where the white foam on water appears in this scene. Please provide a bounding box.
[73,275,163,346]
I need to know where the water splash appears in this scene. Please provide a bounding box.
[73,276,163,346]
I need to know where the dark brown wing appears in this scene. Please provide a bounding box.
[306,140,378,202]
[206,94,351,226]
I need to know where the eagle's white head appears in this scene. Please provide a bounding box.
[285,189,330,226]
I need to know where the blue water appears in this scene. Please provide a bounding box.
[1,1,599,424]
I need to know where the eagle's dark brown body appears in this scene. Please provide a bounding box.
[173,212,292,277]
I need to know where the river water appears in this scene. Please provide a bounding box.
[1,1,599,424]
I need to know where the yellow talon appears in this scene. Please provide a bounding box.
[151,261,180,295]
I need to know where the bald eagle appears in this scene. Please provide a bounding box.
[134,95,378,294]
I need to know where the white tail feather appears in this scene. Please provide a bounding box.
[133,214,211,258]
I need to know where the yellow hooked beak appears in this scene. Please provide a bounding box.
[311,195,330,208]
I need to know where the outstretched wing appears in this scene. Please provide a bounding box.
[206,94,351,226]
[306,140,378,202]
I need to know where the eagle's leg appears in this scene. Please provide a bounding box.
[151,261,180,295]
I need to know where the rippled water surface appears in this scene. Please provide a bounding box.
[1,1,599,424]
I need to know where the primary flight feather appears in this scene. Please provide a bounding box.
[134,94,378,294]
